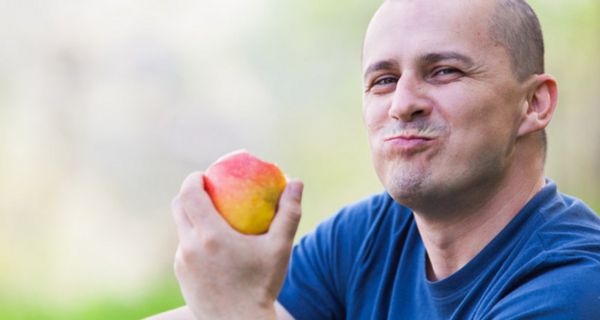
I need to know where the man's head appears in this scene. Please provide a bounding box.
[361,0,557,212]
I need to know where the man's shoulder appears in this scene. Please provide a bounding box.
[534,186,600,253]
[486,247,600,319]
[486,185,600,318]
[534,191,600,293]
[519,184,600,275]
[539,186,599,222]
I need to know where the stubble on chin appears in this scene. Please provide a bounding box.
[380,160,433,207]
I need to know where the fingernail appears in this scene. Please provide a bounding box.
[288,180,304,200]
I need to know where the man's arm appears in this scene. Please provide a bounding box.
[145,302,294,320]
[154,172,303,320]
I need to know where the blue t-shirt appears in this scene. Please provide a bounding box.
[278,181,600,319]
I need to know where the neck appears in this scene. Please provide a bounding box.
[414,158,545,281]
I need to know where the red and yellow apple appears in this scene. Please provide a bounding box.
[203,150,287,235]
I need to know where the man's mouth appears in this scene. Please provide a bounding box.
[383,133,438,152]
[384,135,433,142]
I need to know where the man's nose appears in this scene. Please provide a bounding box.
[388,75,432,122]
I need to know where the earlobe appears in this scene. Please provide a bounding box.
[517,75,558,137]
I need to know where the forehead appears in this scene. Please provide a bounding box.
[363,0,499,70]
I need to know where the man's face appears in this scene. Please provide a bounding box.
[362,0,530,209]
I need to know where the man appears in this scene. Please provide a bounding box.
[150,0,600,319]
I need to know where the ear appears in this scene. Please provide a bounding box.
[517,74,558,137]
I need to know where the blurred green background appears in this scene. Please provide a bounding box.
[0,0,598,318]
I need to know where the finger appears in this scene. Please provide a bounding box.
[268,179,304,241]
[171,196,193,239]
[178,171,229,230]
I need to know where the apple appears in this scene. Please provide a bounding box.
[203,150,287,235]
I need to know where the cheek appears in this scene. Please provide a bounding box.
[443,105,517,166]
[362,101,389,177]
[363,99,389,136]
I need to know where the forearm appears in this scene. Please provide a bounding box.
[145,302,293,320]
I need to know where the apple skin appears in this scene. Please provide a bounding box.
[203,150,287,235]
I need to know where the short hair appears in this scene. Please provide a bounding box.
[489,0,547,158]
[489,0,545,82]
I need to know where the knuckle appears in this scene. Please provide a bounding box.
[287,206,302,223]
[279,208,302,230]
[280,200,302,217]
[176,231,222,261]
[200,232,221,254]
[177,240,199,263]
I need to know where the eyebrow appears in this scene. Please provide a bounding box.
[363,60,398,80]
[422,51,474,66]
[363,51,475,80]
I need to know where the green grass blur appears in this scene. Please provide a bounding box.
[0,279,183,319]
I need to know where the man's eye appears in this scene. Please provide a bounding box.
[366,76,398,94]
[373,77,398,86]
[432,67,462,77]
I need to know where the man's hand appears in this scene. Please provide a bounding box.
[171,172,303,320]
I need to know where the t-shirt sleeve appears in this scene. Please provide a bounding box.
[277,197,380,320]
[277,223,343,319]
[483,254,600,319]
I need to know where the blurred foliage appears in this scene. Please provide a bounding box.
[0,0,598,318]
[0,278,182,319]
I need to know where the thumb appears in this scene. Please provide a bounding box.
[269,179,304,241]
